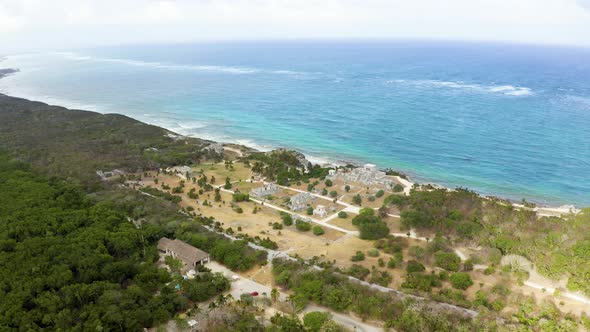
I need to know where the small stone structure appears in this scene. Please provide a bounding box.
[96,169,125,180]
[313,205,328,218]
[166,166,193,179]
[289,192,316,212]
[206,143,224,154]
[327,163,396,189]
[158,237,210,267]
[250,183,280,198]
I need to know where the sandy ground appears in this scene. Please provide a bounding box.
[132,162,589,319]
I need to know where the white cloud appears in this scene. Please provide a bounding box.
[1,0,590,51]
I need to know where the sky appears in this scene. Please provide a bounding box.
[1,0,590,52]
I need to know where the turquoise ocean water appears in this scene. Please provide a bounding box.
[1,41,589,206]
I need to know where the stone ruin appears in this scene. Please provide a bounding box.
[327,163,396,189]
[289,192,316,212]
[250,183,281,198]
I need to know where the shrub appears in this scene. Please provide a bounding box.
[402,273,441,292]
[337,211,348,218]
[312,226,325,236]
[393,184,404,192]
[463,259,474,271]
[434,251,461,272]
[259,237,279,250]
[303,311,331,332]
[409,245,426,259]
[449,272,474,290]
[484,267,495,275]
[345,264,370,280]
[406,260,426,273]
[272,222,283,230]
[233,192,250,202]
[296,220,312,232]
[367,248,380,257]
[351,251,365,262]
[280,212,293,226]
[329,191,338,198]
[387,257,400,269]
[375,190,385,198]
[368,196,376,202]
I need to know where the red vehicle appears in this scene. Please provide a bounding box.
[250,291,259,296]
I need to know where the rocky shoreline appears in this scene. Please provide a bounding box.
[0,68,19,79]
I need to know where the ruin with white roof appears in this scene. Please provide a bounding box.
[313,205,328,218]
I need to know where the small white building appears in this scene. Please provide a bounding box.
[328,169,336,176]
[313,205,328,218]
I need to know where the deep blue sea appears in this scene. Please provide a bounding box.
[1,41,589,206]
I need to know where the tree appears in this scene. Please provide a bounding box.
[352,194,362,205]
[338,211,348,218]
[271,288,279,304]
[214,188,222,202]
[375,189,385,198]
[352,211,390,240]
[344,185,351,192]
[224,177,232,189]
[450,272,474,290]
[325,179,333,187]
[306,207,314,215]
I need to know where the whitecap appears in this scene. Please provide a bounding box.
[53,52,316,76]
[388,79,533,97]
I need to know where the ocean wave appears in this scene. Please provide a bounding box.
[0,83,106,113]
[53,52,312,77]
[387,79,533,96]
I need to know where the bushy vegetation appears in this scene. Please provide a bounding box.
[449,272,474,290]
[312,225,325,236]
[245,149,329,185]
[0,95,220,187]
[0,155,201,330]
[296,220,312,232]
[272,259,490,331]
[388,186,590,296]
[352,208,390,240]
[140,186,182,203]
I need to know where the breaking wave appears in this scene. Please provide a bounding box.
[53,52,313,76]
[388,79,533,96]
